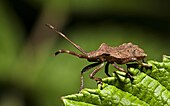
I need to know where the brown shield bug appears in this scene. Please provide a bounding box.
[46,24,151,90]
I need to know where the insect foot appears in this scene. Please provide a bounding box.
[126,72,134,81]
[97,80,103,90]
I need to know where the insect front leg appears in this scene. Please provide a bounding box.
[105,62,111,77]
[112,63,134,80]
[55,49,87,58]
[80,62,101,91]
[89,63,105,85]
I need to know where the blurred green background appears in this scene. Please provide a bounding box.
[0,0,170,106]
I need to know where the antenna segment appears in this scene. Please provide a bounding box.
[46,24,87,55]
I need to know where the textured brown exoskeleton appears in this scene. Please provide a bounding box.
[46,24,151,90]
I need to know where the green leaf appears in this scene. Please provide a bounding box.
[144,55,170,91]
[62,84,149,106]
[62,55,170,106]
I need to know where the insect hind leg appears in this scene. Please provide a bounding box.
[137,59,152,70]
[55,49,87,58]
[112,63,134,81]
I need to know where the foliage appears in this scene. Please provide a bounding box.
[62,55,170,106]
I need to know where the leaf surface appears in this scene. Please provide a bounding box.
[62,55,170,106]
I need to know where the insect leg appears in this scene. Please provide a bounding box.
[89,63,105,84]
[126,63,139,69]
[112,63,134,80]
[138,60,152,69]
[105,62,111,77]
[55,49,87,58]
[80,62,101,91]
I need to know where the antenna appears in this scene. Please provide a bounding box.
[46,24,87,55]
